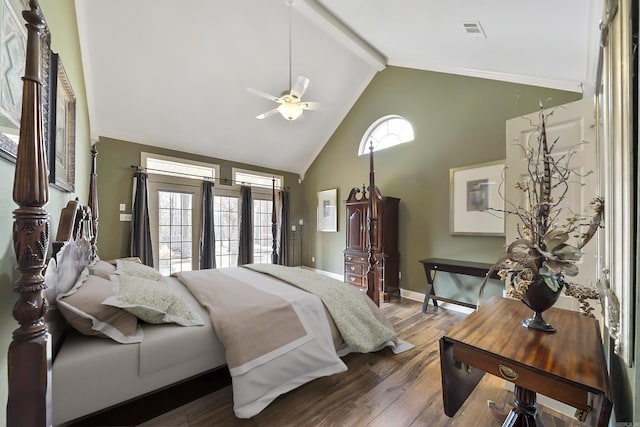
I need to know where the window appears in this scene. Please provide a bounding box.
[253,199,274,263]
[157,191,193,276]
[233,168,282,192]
[142,152,218,181]
[145,154,284,272]
[214,195,239,268]
[358,115,414,155]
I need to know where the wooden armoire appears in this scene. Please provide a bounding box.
[344,185,400,302]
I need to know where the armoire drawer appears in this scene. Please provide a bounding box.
[345,273,365,287]
[345,262,364,275]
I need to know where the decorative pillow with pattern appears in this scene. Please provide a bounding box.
[103,274,203,326]
[115,259,166,283]
[88,259,117,280]
[57,270,143,343]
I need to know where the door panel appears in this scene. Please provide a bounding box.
[148,178,202,275]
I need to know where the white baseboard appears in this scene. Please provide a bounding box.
[401,289,475,315]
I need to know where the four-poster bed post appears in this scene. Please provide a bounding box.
[366,142,380,306]
[7,1,51,425]
[88,146,99,260]
[271,178,278,264]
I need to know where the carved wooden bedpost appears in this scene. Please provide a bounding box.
[7,1,51,426]
[271,178,278,264]
[88,146,99,260]
[366,142,379,306]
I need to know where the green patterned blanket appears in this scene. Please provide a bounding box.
[243,264,397,353]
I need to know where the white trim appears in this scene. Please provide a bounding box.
[389,61,585,94]
[400,289,474,315]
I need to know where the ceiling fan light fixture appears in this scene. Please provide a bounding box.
[278,102,304,120]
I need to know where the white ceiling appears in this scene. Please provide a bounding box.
[74,0,602,176]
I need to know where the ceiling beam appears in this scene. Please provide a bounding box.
[294,0,387,71]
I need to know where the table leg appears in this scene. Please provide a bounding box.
[421,268,438,313]
[502,385,543,427]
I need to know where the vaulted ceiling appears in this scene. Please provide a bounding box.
[75,0,602,176]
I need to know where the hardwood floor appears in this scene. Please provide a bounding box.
[140,299,580,427]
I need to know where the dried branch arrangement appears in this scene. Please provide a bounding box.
[479,105,604,316]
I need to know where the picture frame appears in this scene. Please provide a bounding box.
[450,160,505,236]
[0,0,51,163]
[317,188,337,232]
[48,52,75,192]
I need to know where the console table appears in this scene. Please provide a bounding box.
[419,258,499,312]
[440,297,612,427]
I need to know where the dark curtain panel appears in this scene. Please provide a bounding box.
[238,185,253,265]
[278,190,290,265]
[130,172,154,267]
[199,180,216,269]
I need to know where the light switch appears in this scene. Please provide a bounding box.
[119,213,132,222]
[119,203,126,211]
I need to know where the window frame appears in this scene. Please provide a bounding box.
[358,115,414,156]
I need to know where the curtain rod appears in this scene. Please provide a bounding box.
[130,165,287,190]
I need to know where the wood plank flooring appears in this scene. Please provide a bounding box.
[140,299,580,427]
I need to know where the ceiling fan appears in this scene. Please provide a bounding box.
[246,0,318,121]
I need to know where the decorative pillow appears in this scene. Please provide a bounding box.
[103,274,203,326]
[116,259,166,283]
[88,260,117,280]
[57,270,143,344]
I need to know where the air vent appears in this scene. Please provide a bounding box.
[462,21,487,39]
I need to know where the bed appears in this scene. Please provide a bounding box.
[6,2,404,426]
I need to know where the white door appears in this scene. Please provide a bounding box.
[505,98,600,314]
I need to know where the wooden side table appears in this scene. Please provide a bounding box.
[419,258,499,312]
[440,297,612,427]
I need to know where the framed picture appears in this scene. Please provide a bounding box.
[48,52,75,192]
[0,0,51,163]
[450,160,505,236]
[317,189,337,232]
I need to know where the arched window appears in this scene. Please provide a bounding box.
[358,115,414,156]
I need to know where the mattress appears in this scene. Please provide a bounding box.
[52,276,225,425]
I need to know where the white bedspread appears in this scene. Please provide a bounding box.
[176,267,348,418]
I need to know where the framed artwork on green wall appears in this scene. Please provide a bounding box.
[317,188,337,232]
[0,0,51,164]
[48,52,75,192]
[450,160,505,236]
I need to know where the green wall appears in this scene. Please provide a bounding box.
[301,66,582,300]
[0,0,91,422]
[95,137,304,261]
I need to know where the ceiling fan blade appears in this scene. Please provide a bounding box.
[256,108,279,120]
[302,101,320,111]
[290,75,310,99]
[246,87,282,103]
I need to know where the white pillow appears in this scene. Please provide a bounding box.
[115,259,166,282]
[103,274,203,326]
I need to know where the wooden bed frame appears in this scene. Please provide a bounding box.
[6,1,382,425]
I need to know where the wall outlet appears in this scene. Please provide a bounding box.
[399,271,402,279]
[119,203,126,211]
[311,256,315,263]
[119,213,132,222]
